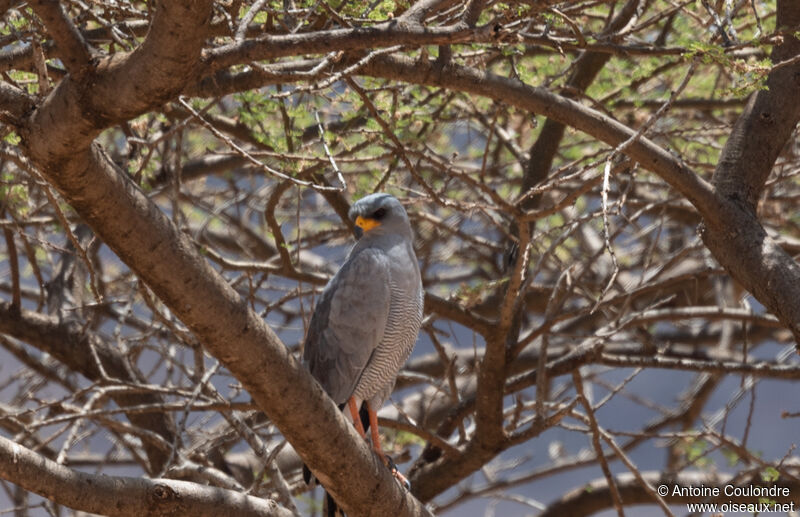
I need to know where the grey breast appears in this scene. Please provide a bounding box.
[352,240,423,406]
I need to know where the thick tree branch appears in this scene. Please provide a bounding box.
[0,434,292,517]
[702,0,800,343]
[27,0,92,74]
[207,21,504,71]
[712,2,800,207]
[400,0,460,22]
[20,0,213,162]
[0,83,34,121]
[424,292,493,336]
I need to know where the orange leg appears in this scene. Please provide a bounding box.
[367,403,385,460]
[367,402,410,489]
[348,397,366,438]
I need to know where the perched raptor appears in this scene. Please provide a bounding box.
[302,193,424,515]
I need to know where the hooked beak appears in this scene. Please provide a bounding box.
[355,215,381,232]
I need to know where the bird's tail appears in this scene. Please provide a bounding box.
[326,491,339,517]
[302,465,342,517]
[302,465,340,516]
[302,402,371,517]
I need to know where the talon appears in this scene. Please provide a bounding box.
[398,474,411,491]
[365,404,411,490]
[383,455,411,490]
[384,454,397,471]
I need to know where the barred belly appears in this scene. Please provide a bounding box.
[353,276,423,405]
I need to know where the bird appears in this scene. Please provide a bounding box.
[302,193,424,516]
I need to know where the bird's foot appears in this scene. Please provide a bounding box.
[383,455,411,491]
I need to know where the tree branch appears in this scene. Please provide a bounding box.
[712,2,800,207]
[359,55,719,218]
[355,53,800,343]
[702,0,800,344]
[0,302,177,474]
[20,0,213,161]
[0,83,34,122]
[599,351,800,378]
[0,434,292,517]
[522,0,641,209]
[27,0,92,74]
[207,22,502,70]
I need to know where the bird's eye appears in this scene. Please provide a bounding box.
[372,207,387,220]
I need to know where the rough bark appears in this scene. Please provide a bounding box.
[0,434,292,517]
[702,1,800,343]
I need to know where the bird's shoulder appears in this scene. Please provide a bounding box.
[327,246,392,321]
[340,245,393,278]
[303,247,391,359]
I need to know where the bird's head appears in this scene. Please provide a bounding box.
[348,193,412,239]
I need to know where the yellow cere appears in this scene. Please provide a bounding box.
[355,215,381,231]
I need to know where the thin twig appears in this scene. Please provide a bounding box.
[315,110,346,189]
[178,97,343,192]
[572,370,625,517]
[593,60,697,311]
